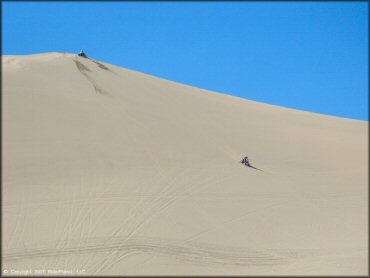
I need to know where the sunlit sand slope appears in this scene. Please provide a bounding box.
[3,53,368,275]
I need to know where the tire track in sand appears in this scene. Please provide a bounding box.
[4,237,286,268]
[73,58,110,96]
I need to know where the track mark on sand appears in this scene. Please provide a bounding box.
[90,59,112,72]
[4,237,286,268]
[73,59,110,96]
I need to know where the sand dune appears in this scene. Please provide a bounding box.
[2,52,368,275]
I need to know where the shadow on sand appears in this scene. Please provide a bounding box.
[240,161,264,172]
[247,165,264,172]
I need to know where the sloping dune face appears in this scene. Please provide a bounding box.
[3,53,368,275]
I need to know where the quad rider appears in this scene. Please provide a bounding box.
[78,50,87,58]
[241,156,250,166]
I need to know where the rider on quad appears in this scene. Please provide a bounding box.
[78,50,87,58]
[241,156,250,166]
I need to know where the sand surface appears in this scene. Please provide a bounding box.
[2,52,368,275]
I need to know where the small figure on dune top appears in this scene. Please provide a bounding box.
[78,50,87,58]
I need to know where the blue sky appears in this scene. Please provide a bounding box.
[3,1,368,120]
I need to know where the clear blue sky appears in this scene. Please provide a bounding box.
[3,1,368,120]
